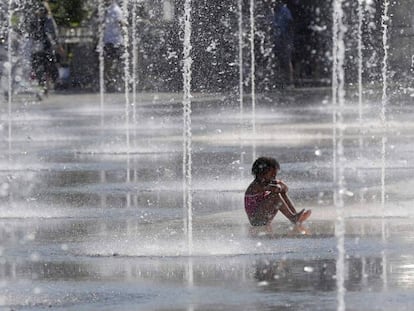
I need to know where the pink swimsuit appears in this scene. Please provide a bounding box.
[244,191,273,224]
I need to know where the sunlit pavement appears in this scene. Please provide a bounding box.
[1,88,414,310]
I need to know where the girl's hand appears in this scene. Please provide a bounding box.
[267,183,283,193]
[276,180,288,192]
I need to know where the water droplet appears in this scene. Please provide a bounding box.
[26,233,36,241]
[30,252,40,262]
[257,281,268,287]
[0,183,9,197]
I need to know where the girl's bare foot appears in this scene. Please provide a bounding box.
[292,209,311,225]
[297,209,311,224]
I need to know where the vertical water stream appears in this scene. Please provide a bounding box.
[131,0,138,127]
[332,1,346,310]
[131,0,139,204]
[380,0,389,213]
[7,0,13,158]
[381,0,390,290]
[357,0,364,148]
[249,0,256,160]
[98,0,105,128]
[238,0,244,116]
[238,0,245,178]
[182,0,193,256]
[122,0,131,207]
[97,0,106,209]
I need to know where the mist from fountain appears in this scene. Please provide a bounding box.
[97,0,105,128]
[381,0,389,213]
[380,0,390,290]
[0,0,405,248]
[182,0,193,256]
[237,0,243,118]
[357,0,364,142]
[6,0,13,158]
[249,0,256,161]
[131,0,138,125]
[121,0,132,207]
[332,0,346,310]
[332,1,394,309]
[130,2,139,208]
[2,1,414,310]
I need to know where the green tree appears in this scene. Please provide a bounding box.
[49,0,86,27]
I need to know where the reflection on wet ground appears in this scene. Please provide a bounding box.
[2,218,414,310]
[1,90,414,310]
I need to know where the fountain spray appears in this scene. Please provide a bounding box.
[7,0,13,158]
[131,0,139,203]
[131,0,138,127]
[250,0,256,160]
[98,0,105,128]
[381,0,390,290]
[238,0,244,116]
[121,0,131,154]
[182,0,193,256]
[380,0,389,212]
[332,0,346,310]
[121,0,131,208]
[357,0,364,147]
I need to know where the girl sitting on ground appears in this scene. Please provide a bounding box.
[245,156,311,227]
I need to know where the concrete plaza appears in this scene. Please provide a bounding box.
[1,88,414,310]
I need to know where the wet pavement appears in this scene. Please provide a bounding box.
[1,88,414,310]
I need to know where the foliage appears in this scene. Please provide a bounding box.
[48,0,87,27]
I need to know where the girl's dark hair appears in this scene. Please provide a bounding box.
[251,157,280,176]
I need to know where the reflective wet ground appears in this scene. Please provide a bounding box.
[1,88,414,310]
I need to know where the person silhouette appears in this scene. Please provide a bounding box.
[245,157,311,228]
[103,0,126,92]
[272,0,294,87]
[26,1,64,95]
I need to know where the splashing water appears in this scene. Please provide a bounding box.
[238,0,244,117]
[131,1,139,203]
[250,0,256,160]
[332,0,346,310]
[98,0,105,128]
[357,0,364,143]
[1,2,413,310]
[131,0,138,127]
[356,0,366,206]
[122,0,131,154]
[7,0,13,158]
[121,0,131,207]
[381,0,389,214]
[182,0,193,256]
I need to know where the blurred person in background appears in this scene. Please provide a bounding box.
[103,0,126,92]
[26,1,65,95]
[272,0,294,87]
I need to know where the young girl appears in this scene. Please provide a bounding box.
[245,156,311,227]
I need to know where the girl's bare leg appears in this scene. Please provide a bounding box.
[254,193,310,226]
[278,193,311,224]
[280,192,298,215]
[276,194,298,223]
